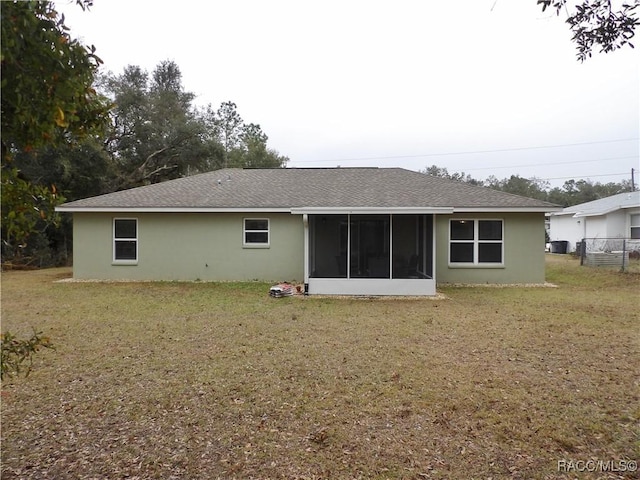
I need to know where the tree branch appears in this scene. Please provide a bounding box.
[140,163,178,181]
[135,145,171,177]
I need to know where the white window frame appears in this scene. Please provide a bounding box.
[448,219,504,267]
[243,218,270,248]
[630,213,640,239]
[113,218,138,264]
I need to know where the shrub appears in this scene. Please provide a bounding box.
[1,330,54,380]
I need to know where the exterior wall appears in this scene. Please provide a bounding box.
[72,212,304,281]
[605,210,626,237]
[549,214,583,252]
[550,209,640,252]
[72,210,547,288]
[584,215,606,239]
[435,212,547,284]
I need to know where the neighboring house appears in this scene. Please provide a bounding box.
[548,191,640,252]
[56,168,559,296]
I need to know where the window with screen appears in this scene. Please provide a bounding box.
[113,218,138,263]
[450,219,503,265]
[244,218,269,247]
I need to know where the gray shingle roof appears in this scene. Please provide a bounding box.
[553,191,640,217]
[57,167,559,211]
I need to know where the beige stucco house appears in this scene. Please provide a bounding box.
[56,167,560,295]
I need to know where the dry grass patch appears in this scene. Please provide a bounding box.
[1,256,638,479]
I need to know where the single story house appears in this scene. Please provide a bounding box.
[548,191,640,253]
[56,167,560,296]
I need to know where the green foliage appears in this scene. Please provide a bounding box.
[423,164,635,206]
[547,178,633,206]
[212,101,244,166]
[13,138,115,201]
[8,139,115,265]
[1,0,110,154]
[485,174,550,201]
[1,3,288,265]
[1,167,64,265]
[211,102,289,169]
[422,165,483,185]
[99,76,288,189]
[1,0,110,266]
[537,0,640,61]
[101,61,224,188]
[1,330,54,381]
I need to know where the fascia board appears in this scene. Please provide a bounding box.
[55,206,293,213]
[56,205,562,214]
[289,207,455,215]
[454,207,563,213]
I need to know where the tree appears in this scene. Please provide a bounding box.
[485,174,550,201]
[9,138,116,265]
[101,61,222,189]
[13,138,115,202]
[230,123,289,169]
[422,165,483,185]
[1,168,64,266]
[212,103,288,169]
[537,0,640,61]
[547,178,632,205]
[422,164,634,207]
[1,1,110,156]
[1,0,110,265]
[212,101,244,168]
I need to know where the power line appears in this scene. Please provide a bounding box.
[462,155,639,172]
[292,137,639,164]
[537,172,632,181]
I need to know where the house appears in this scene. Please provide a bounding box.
[548,191,640,253]
[56,168,560,296]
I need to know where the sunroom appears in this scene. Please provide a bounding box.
[296,209,451,296]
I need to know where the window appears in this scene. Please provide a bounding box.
[113,218,137,263]
[631,214,640,239]
[244,218,269,247]
[450,219,503,265]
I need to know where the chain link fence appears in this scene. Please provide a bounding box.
[578,238,640,271]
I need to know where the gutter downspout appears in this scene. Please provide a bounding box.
[303,214,309,295]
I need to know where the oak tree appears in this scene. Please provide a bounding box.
[538,0,640,61]
[100,61,222,189]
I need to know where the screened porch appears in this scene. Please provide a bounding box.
[305,213,435,295]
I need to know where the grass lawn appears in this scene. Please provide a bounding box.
[1,255,638,479]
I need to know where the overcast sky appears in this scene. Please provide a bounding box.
[57,0,639,188]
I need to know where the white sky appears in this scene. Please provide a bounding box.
[57,0,639,188]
